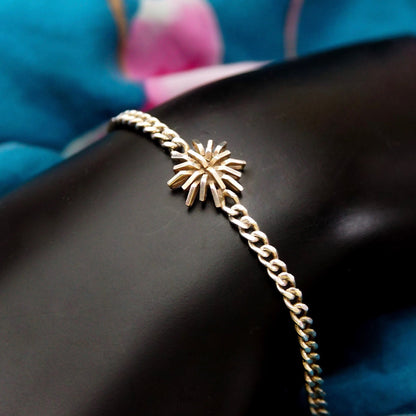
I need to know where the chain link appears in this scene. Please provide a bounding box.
[109,110,330,415]
[110,110,189,153]
[222,189,329,415]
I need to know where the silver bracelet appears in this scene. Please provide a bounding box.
[109,110,330,416]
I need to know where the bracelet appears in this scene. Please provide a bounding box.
[109,110,330,416]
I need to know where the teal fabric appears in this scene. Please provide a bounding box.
[209,0,288,61]
[324,306,416,415]
[299,1,416,56]
[209,0,416,62]
[0,0,143,193]
[0,142,61,196]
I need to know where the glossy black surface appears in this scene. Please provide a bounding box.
[1,37,415,415]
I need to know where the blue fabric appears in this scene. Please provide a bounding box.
[0,0,143,196]
[0,142,61,196]
[210,0,288,62]
[210,0,416,63]
[324,306,416,415]
[299,1,416,56]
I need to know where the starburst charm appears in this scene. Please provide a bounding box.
[167,139,246,207]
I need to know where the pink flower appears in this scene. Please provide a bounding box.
[123,0,223,80]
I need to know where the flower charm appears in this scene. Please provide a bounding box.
[167,139,246,207]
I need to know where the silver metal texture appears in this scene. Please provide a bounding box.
[110,110,330,415]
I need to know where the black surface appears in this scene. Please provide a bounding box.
[1,37,416,416]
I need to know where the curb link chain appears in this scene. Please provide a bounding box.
[110,109,190,153]
[221,189,329,415]
[110,110,330,415]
